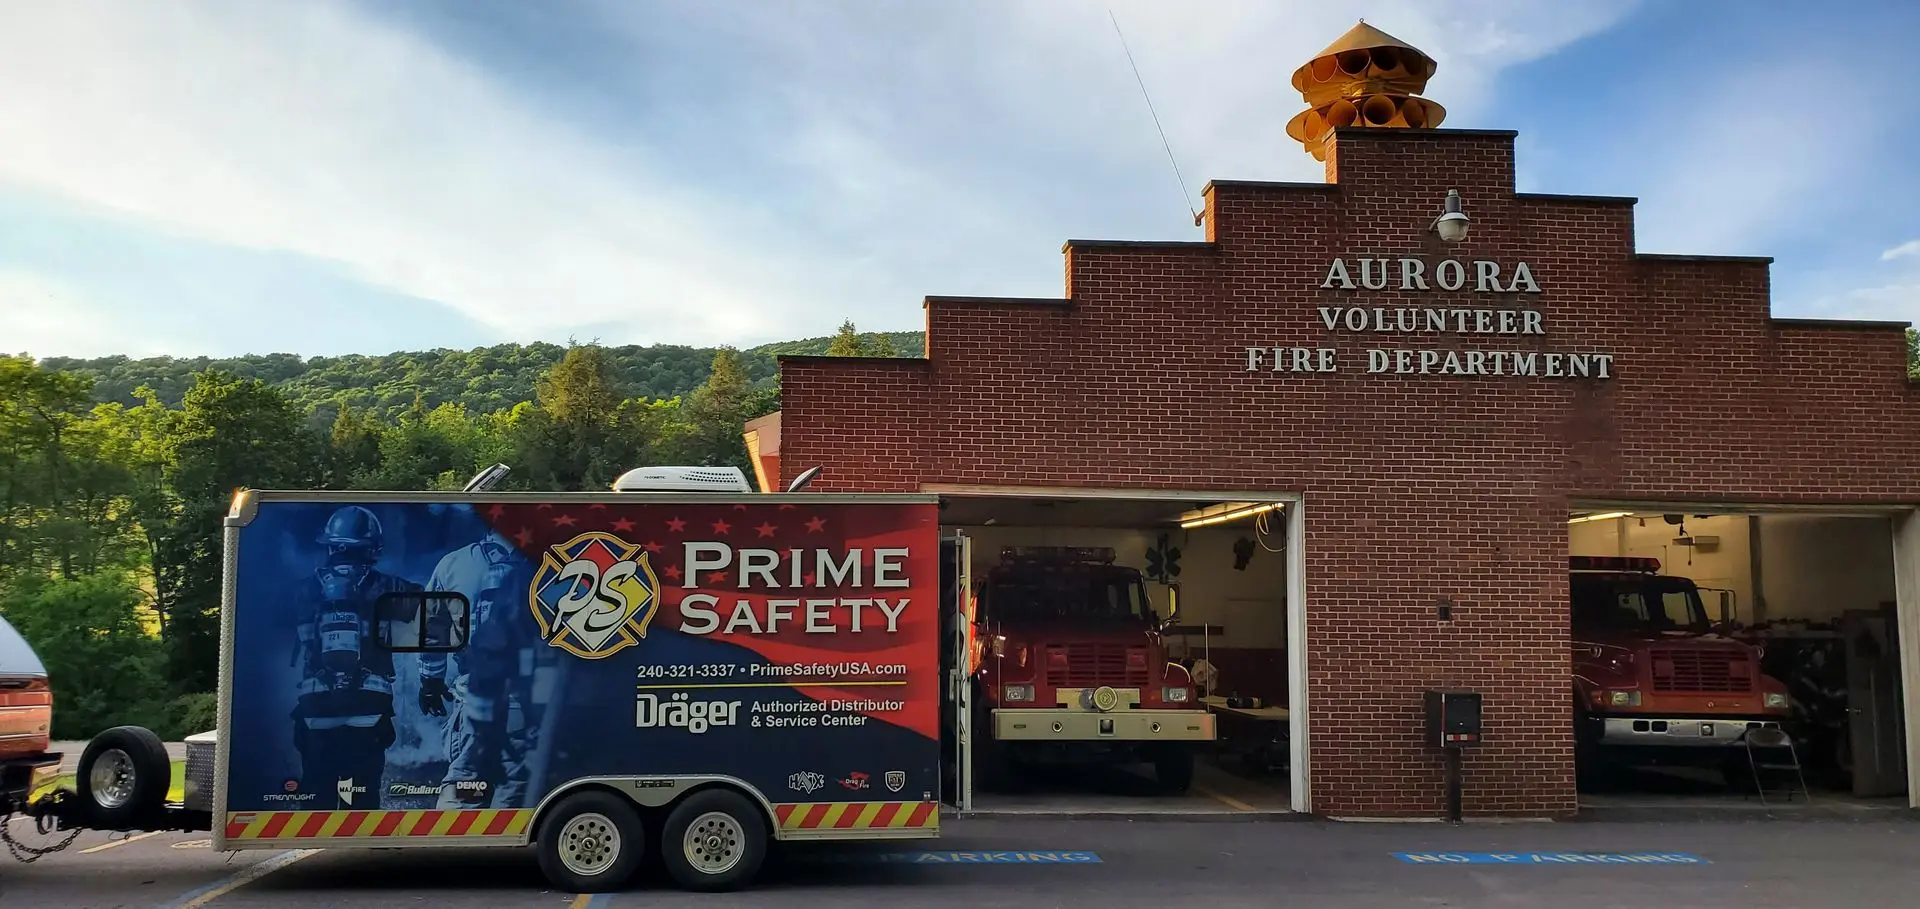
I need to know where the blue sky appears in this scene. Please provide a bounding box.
[1,0,1916,360]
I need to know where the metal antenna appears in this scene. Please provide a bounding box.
[1109,8,1201,227]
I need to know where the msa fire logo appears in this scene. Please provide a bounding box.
[336,778,366,806]
[530,531,661,659]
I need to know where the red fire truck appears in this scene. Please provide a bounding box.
[968,546,1214,793]
[1569,556,1792,782]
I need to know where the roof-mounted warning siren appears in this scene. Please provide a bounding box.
[1568,555,1662,573]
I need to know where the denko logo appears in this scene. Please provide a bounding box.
[530,531,661,659]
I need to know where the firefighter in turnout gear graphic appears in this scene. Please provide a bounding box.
[290,505,420,804]
[418,528,541,809]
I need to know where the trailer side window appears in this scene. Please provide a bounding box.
[378,592,470,652]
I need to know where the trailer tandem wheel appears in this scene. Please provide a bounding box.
[659,788,768,892]
[535,790,646,894]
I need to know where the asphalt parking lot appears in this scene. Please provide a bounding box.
[7,813,1920,909]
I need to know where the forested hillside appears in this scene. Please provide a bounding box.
[39,327,925,424]
[1,320,908,742]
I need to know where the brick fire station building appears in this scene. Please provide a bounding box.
[744,22,1920,818]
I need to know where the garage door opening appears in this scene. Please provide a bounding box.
[1567,507,1912,812]
[932,489,1303,817]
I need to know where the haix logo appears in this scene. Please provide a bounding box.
[336,778,367,805]
[788,771,826,795]
[530,531,661,659]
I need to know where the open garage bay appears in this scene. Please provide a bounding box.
[934,491,1300,818]
[1567,506,1912,815]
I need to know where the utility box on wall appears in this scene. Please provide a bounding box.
[1424,690,1482,747]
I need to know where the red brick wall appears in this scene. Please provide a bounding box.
[775,126,1920,818]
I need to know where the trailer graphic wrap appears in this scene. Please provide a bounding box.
[224,497,941,841]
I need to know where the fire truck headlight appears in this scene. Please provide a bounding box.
[1764,692,1789,709]
[1609,690,1641,707]
[1004,684,1034,703]
[1162,686,1189,703]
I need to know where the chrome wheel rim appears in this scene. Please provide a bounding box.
[557,812,621,877]
[89,748,136,809]
[681,811,745,876]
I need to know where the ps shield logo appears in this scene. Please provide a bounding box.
[530,531,661,659]
[885,771,905,793]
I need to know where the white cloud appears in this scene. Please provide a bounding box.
[1881,240,1920,261]
[0,1,829,350]
[0,0,1639,357]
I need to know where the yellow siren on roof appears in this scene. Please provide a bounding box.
[1285,20,1448,161]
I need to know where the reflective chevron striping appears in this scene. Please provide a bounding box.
[774,801,939,830]
[224,809,533,840]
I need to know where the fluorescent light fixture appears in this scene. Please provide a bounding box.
[1567,511,1632,525]
[1178,502,1281,529]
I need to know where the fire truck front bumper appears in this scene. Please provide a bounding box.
[1595,716,1783,748]
[992,708,1216,742]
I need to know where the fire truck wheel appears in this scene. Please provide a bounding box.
[535,791,646,893]
[76,725,172,829]
[1152,745,1195,793]
[660,789,768,892]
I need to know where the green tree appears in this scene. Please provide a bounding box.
[826,320,865,357]
[668,347,756,471]
[156,371,321,691]
[326,405,385,488]
[0,574,171,739]
[0,355,139,583]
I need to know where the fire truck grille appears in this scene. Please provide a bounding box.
[1048,644,1149,688]
[1649,648,1751,693]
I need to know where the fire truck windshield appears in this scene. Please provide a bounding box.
[1571,574,1710,633]
[988,569,1152,622]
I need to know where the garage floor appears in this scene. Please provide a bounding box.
[963,752,1292,817]
[1578,764,1909,814]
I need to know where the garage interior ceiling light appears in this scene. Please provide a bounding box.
[1177,502,1281,529]
[1567,511,1633,524]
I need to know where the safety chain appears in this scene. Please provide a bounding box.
[0,810,82,863]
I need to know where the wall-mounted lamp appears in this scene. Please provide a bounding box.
[1429,188,1470,243]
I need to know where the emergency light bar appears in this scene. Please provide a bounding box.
[1569,555,1661,573]
[1000,546,1116,564]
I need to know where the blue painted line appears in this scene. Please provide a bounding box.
[1393,852,1709,865]
[810,850,1103,865]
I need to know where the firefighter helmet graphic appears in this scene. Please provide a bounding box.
[317,505,383,560]
[529,531,661,659]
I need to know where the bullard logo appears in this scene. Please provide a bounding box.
[529,531,661,659]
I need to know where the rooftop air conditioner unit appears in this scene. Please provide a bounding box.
[612,466,755,493]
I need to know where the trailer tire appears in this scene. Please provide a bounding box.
[76,725,172,829]
[535,791,645,894]
[659,789,768,892]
